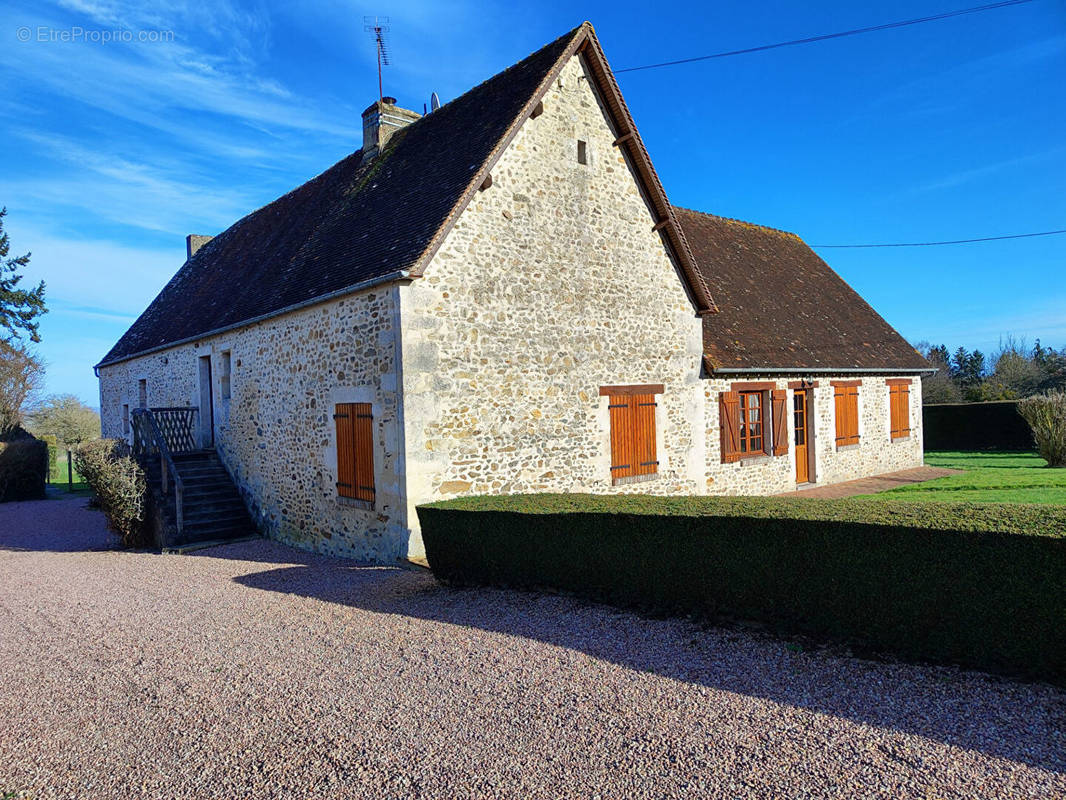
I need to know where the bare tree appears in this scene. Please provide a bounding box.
[26,393,101,449]
[0,339,44,435]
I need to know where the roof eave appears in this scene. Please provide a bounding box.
[95,268,412,370]
[707,365,937,377]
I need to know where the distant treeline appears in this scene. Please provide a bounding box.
[916,337,1066,404]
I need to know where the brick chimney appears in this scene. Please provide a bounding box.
[361,97,420,160]
[186,234,213,260]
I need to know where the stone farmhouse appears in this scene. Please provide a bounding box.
[97,22,930,561]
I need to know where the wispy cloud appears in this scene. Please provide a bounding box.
[905,147,1066,195]
[1,1,359,149]
[6,224,180,314]
[3,129,258,234]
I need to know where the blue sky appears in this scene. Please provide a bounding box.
[1,0,1063,406]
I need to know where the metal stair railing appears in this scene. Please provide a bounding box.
[131,408,197,538]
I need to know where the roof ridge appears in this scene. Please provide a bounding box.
[428,23,587,119]
[186,26,590,264]
[672,204,802,241]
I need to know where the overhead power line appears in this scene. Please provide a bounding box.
[615,0,1035,74]
[810,229,1066,248]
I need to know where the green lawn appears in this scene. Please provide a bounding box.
[49,455,89,493]
[874,451,1066,505]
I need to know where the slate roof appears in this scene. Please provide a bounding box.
[674,207,929,372]
[99,25,587,366]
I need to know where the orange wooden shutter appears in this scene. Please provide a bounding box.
[900,383,909,437]
[845,387,859,445]
[834,386,860,446]
[889,383,910,440]
[609,395,635,479]
[335,402,374,502]
[889,385,897,438]
[334,404,356,499]
[834,387,846,445]
[719,391,741,463]
[771,389,788,456]
[352,402,375,502]
[633,394,658,476]
[852,386,861,445]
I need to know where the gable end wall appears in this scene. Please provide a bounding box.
[400,54,707,550]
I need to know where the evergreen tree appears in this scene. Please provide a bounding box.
[0,207,46,343]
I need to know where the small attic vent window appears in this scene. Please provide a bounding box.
[577,140,588,165]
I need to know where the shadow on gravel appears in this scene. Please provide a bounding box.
[232,559,1066,775]
[0,497,115,553]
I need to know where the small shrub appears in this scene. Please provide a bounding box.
[0,430,47,502]
[73,438,148,547]
[1019,391,1066,467]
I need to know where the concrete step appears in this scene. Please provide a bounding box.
[183,486,243,503]
[163,534,260,554]
[182,519,257,543]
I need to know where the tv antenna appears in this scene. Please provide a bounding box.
[363,16,391,103]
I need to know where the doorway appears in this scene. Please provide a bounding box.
[793,389,813,484]
[198,355,214,448]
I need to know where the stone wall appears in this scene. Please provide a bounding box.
[399,53,708,550]
[98,286,409,561]
[702,376,925,494]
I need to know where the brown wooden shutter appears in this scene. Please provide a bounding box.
[834,387,846,446]
[353,402,375,502]
[889,383,911,440]
[834,385,860,446]
[900,383,910,437]
[719,391,741,463]
[847,386,860,444]
[771,389,788,456]
[835,386,861,448]
[334,404,356,499]
[609,395,635,479]
[335,402,375,502]
[633,394,658,476]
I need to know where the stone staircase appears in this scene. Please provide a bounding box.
[145,450,257,547]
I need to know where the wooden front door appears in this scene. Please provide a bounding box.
[793,389,811,484]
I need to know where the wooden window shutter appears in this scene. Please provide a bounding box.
[847,387,860,445]
[900,383,910,437]
[606,388,660,482]
[890,383,911,440]
[834,387,845,445]
[352,403,375,502]
[719,391,741,463]
[834,385,860,447]
[633,394,658,476]
[608,395,635,479]
[334,404,356,499]
[334,402,375,503]
[771,390,788,456]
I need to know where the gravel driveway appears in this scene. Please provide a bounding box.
[2,496,1063,799]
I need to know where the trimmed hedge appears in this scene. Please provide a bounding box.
[923,401,1032,451]
[0,427,48,502]
[418,494,1066,683]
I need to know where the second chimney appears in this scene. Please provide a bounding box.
[186,234,213,260]
[361,97,420,160]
